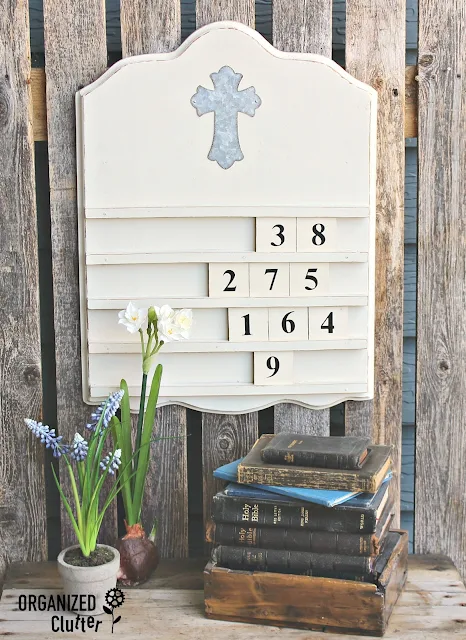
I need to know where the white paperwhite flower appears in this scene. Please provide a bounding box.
[154,305,180,342]
[118,302,147,334]
[173,309,193,339]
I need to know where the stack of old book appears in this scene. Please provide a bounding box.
[207,433,395,583]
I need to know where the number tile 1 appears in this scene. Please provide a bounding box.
[228,308,269,342]
[256,218,297,252]
[209,263,249,297]
[254,351,294,385]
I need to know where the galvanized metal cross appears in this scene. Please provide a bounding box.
[191,66,261,170]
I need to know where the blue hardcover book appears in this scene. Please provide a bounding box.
[213,458,392,507]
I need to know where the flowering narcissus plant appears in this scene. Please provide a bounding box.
[24,391,132,558]
[112,303,193,537]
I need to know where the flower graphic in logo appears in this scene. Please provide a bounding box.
[104,588,125,633]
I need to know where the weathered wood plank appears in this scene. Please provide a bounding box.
[345,0,406,528]
[121,0,180,57]
[0,0,46,583]
[272,1,332,435]
[42,0,112,547]
[120,0,187,559]
[30,67,418,141]
[196,0,257,550]
[196,0,254,28]
[416,0,466,582]
[202,413,258,541]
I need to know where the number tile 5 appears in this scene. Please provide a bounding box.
[209,263,249,297]
[256,218,297,252]
[254,352,294,385]
[228,308,269,342]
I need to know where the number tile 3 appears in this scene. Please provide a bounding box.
[256,218,297,252]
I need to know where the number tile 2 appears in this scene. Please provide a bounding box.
[209,263,249,297]
[269,308,308,341]
[256,218,297,252]
[250,263,290,297]
[228,308,269,341]
[254,351,294,385]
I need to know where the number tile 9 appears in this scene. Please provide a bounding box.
[256,218,297,252]
[209,263,249,297]
[254,352,294,385]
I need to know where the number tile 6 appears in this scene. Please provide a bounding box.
[268,308,308,341]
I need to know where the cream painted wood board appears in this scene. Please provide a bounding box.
[76,21,377,413]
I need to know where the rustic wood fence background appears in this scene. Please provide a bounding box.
[1,0,464,584]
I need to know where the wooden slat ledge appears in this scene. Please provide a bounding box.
[31,65,419,142]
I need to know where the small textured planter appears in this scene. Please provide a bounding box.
[57,545,120,615]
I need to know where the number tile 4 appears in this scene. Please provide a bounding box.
[228,308,269,342]
[256,218,297,252]
[209,263,249,297]
[254,351,294,385]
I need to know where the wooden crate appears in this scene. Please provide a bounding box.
[204,530,408,636]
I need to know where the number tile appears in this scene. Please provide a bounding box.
[289,263,330,296]
[269,308,308,341]
[309,307,349,339]
[254,351,294,385]
[209,263,249,297]
[228,308,269,342]
[250,263,290,297]
[297,218,337,252]
[256,218,297,252]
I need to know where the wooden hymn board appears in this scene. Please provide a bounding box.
[76,21,377,414]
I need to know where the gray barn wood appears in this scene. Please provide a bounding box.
[416,0,466,580]
[344,0,406,528]
[42,0,114,546]
[0,0,46,582]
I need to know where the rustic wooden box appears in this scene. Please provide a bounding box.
[204,530,408,636]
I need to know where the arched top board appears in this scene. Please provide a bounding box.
[77,21,377,413]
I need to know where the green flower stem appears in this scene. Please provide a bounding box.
[132,372,147,493]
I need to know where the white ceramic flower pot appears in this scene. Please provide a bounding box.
[57,544,120,615]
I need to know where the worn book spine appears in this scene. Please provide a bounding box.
[207,522,379,556]
[212,494,377,533]
[214,546,375,581]
[261,448,364,470]
[237,466,380,492]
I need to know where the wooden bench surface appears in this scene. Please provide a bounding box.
[1,555,465,639]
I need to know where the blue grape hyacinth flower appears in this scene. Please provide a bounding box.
[70,433,89,462]
[86,390,125,433]
[100,449,122,475]
[24,419,70,458]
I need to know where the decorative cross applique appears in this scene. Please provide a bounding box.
[191,66,261,170]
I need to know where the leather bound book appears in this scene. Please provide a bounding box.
[260,434,371,469]
[207,498,394,556]
[237,435,392,493]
